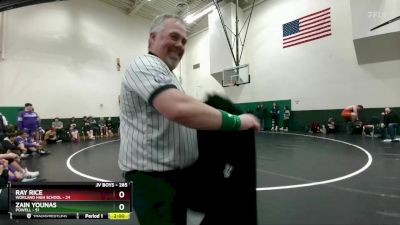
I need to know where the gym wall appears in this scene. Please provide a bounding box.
[0,0,150,119]
[1,0,399,127]
[180,0,400,110]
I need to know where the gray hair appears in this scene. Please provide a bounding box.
[148,14,186,48]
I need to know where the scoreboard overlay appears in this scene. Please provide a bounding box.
[8,182,132,220]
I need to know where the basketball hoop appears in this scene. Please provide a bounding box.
[228,80,239,87]
[222,65,249,87]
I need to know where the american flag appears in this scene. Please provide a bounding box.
[282,8,331,48]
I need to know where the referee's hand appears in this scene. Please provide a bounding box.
[239,114,261,132]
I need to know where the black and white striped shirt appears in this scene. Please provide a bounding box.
[118,54,198,172]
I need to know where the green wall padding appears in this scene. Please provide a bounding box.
[235,100,292,129]
[0,107,24,125]
[2,104,398,133]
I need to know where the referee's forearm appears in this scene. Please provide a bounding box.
[170,101,222,130]
[152,89,223,130]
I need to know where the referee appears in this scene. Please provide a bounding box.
[119,14,260,225]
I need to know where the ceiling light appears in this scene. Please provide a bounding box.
[184,4,216,24]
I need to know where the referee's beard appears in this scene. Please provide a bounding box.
[164,53,181,71]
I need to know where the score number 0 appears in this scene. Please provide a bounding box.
[118,191,126,211]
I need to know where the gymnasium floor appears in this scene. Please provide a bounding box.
[1,132,399,225]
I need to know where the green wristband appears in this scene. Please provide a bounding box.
[219,110,241,131]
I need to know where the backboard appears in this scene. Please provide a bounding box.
[222,64,250,87]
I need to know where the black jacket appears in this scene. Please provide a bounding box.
[383,111,400,126]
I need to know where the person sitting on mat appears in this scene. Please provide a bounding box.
[106,117,114,136]
[15,130,48,156]
[1,132,40,181]
[44,128,58,145]
[326,117,337,133]
[83,116,95,140]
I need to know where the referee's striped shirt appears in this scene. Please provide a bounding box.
[118,54,198,172]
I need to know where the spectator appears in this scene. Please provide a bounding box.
[0,159,22,182]
[18,103,41,140]
[1,132,40,181]
[69,117,78,129]
[69,117,79,142]
[256,104,265,131]
[1,131,21,156]
[99,117,108,137]
[362,116,380,137]
[83,116,95,140]
[309,122,321,134]
[0,160,7,187]
[33,108,45,142]
[0,112,8,142]
[326,117,337,133]
[51,117,64,137]
[106,117,114,137]
[0,159,38,182]
[280,106,290,132]
[270,102,280,131]
[15,130,48,156]
[381,107,400,142]
[89,116,100,137]
[44,128,58,145]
